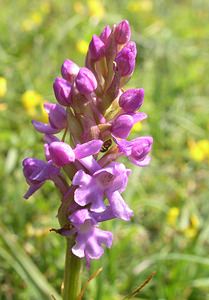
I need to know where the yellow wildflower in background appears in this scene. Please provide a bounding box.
[21,12,43,32]
[21,2,51,32]
[183,214,200,239]
[127,0,153,13]
[21,90,48,122]
[0,77,7,98]
[22,90,42,109]
[167,207,180,226]
[76,39,89,54]
[87,0,104,20]
[167,206,200,239]
[31,12,43,25]
[188,139,209,162]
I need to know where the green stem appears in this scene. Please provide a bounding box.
[63,238,82,300]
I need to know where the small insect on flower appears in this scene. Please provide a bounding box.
[100,139,112,153]
[188,139,209,162]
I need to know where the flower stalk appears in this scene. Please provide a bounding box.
[63,238,82,300]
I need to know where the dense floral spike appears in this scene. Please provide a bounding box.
[22,20,152,265]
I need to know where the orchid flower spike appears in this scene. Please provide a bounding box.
[22,19,153,267]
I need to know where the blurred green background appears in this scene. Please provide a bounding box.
[0,0,209,299]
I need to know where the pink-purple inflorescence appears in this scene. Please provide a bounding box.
[22,20,153,266]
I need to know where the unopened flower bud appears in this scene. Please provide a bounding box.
[49,142,75,167]
[111,114,134,138]
[89,35,105,61]
[126,41,137,57]
[100,25,111,43]
[53,77,72,106]
[115,42,136,76]
[75,67,97,95]
[61,59,79,83]
[114,20,131,44]
[119,88,144,112]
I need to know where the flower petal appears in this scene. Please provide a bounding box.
[74,140,103,159]
[107,191,133,221]
[72,170,92,186]
[32,120,59,134]
[74,185,105,213]
[24,183,43,199]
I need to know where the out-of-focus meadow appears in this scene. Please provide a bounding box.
[0,0,209,299]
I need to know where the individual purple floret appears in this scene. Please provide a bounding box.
[115,41,137,76]
[69,209,113,266]
[119,88,144,112]
[116,137,153,166]
[100,25,111,43]
[88,35,105,61]
[22,19,153,266]
[32,103,67,134]
[75,67,97,95]
[49,140,103,167]
[111,114,134,139]
[53,77,72,106]
[22,158,60,199]
[72,162,133,221]
[61,59,79,83]
[111,112,147,139]
[114,20,131,45]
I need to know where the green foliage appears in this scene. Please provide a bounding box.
[0,0,208,299]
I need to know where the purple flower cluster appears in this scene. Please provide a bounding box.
[22,20,153,266]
